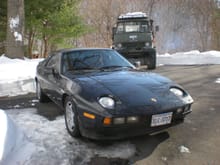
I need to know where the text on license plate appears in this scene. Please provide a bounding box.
[151,112,173,127]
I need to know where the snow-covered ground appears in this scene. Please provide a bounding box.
[0,55,43,97]
[0,50,220,164]
[0,110,35,165]
[1,108,135,165]
[157,50,220,65]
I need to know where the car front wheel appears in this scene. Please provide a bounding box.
[64,97,80,137]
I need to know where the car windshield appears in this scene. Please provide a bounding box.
[62,49,134,72]
[116,21,149,33]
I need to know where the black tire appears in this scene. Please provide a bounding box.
[36,80,50,103]
[64,97,81,137]
[145,53,156,70]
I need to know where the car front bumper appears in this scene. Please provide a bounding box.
[78,109,192,140]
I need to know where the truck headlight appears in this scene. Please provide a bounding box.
[98,97,115,109]
[117,43,122,48]
[145,42,150,47]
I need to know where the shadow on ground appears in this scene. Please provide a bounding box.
[36,102,63,120]
[87,132,169,165]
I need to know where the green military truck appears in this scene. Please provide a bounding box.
[112,12,158,69]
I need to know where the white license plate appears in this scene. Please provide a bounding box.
[151,112,173,127]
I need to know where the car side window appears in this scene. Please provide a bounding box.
[62,53,71,73]
[45,54,60,71]
[46,54,58,68]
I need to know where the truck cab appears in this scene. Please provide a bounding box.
[112,12,158,69]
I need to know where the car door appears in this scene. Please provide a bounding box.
[43,53,63,103]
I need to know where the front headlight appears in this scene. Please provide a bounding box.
[145,42,150,47]
[170,88,184,97]
[98,97,115,109]
[170,87,194,104]
[183,95,194,104]
[117,43,122,48]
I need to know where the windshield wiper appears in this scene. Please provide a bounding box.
[73,67,99,71]
[99,65,133,70]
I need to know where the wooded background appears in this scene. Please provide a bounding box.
[0,0,220,58]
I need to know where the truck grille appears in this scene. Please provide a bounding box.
[123,42,145,49]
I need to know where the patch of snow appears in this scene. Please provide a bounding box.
[0,110,35,165]
[183,50,200,55]
[209,107,215,111]
[5,108,136,165]
[201,51,220,57]
[14,105,20,108]
[0,110,7,161]
[9,16,19,30]
[161,156,167,161]
[178,145,191,153]
[14,31,22,41]
[215,78,220,84]
[31,99,39,103]
[157,50,220,65]
[0,55,43,97]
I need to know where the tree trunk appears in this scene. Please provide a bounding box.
[43,35,48,58]
[27,29,35,58]
[6,0,25,59]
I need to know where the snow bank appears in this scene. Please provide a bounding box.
[6,108,136,165]
[0,110,35,165]
[0,55,43,97]
[216,78,220,84]
[157,50,220,65]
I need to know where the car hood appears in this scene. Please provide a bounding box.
[87,70,179,107]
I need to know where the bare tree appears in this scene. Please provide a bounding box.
[80,0,120,47]
[6,0,25,59]
[190,0,213,51]
[210,2,220,50]
[80,0,159,48]
[79,0,218,53]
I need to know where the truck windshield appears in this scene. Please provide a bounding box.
[116,21,148,33]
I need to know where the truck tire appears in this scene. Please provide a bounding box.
[147,53,156,70]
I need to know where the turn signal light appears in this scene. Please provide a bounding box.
[83,112,96,119]
[103,117,112,125]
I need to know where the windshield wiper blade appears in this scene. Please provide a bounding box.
[74,67,99,70]
[100,65,122,69]
[99,65,133,70]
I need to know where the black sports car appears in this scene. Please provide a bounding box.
[35,48,193,140]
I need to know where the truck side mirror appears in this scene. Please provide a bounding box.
[155,25,159,32]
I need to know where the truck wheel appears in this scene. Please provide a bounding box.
[146,53,156,70]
